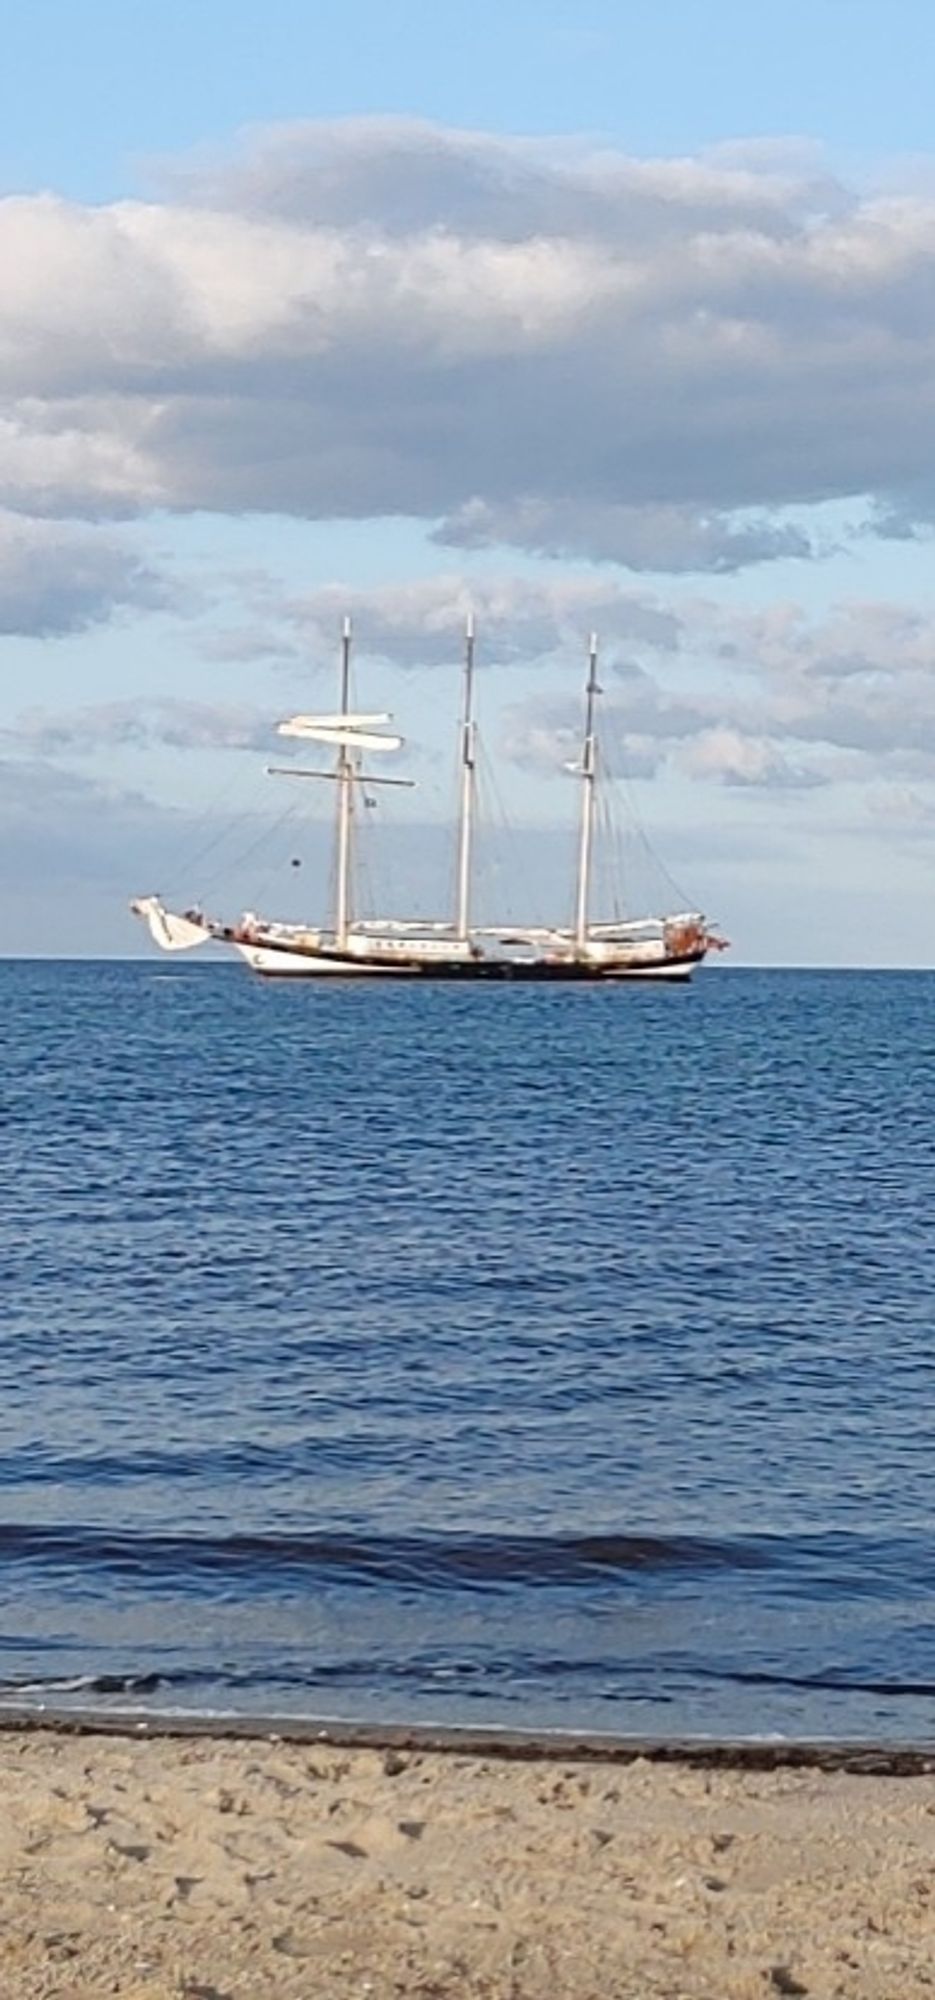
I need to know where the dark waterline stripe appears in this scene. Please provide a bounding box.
[1,1705,933,1777]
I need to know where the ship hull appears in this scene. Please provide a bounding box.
[133,900,715,982]
[236,937,705,981]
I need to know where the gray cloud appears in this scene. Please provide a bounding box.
[434,499,814,573]
[264,573,683,666]
[5,698,272,755]
[1,123,935,568]
[702,601,935,769]
[502,694,830,793]
[12,557,935,807]
[167,574,935,800]
[0,512,180,636]
[486,585,935,793]
[159,120,850,239]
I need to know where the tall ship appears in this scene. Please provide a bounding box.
[133,619,726,981]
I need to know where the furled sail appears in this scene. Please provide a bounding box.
[281,712,392,730]
[130,897,211,952]
[277,713,402,752]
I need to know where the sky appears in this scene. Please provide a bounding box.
[4,0,935,962]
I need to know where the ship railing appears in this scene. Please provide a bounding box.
[350,917,460,936]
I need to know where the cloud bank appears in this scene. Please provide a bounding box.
[3,119,935,569]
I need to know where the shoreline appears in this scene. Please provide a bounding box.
[3,1701,935,1775]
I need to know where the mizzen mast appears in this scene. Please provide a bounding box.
[573,632,600,951]
[454,612,477,942]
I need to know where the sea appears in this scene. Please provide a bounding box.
[2,959,934,1744]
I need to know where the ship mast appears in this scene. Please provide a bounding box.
[334,614,354,948]
[454,612,477,942]
[573,633,600,951]
[270,623,406,947]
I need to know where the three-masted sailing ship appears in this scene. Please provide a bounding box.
[133,618,725,980]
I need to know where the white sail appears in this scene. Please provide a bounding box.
[130,897,211,953]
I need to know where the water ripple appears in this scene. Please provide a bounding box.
[1,962,934,1741]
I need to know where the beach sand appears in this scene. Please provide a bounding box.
[1,1727,934,1998]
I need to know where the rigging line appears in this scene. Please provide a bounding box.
[592,786,608,918]
[231,799,306,881]
[158,755,267,891]
[194,798,305,903]
[595,751,629,921]
[599,731,691,912]
[593,785,618,922]
[239,794,319,908]
[472,746,514,924]
[620,771,693,910]
[180,780,269,884]
[443,733,464,926]
[474,742,543,926]
[354,780,379,922]
[464,754,493,924]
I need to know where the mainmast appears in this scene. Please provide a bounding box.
[573,632,600,950]
[334,614,354,948]
[454,612,477,942]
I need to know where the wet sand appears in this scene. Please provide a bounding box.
[2,1724,934,1998]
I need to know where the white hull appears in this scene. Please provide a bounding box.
[134,897,714,981]
[235,935,704,980]
[234,942,419,977]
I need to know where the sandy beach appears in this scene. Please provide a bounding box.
[0,1726,933,1998]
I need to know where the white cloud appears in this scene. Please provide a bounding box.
[2,122,935,566]
[867,782,935,823]
[678,727,826,790]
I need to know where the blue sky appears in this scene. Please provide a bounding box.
[5,0,935,196]
[3,0,935,961]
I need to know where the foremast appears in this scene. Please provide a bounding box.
[268,619,407,947]
[573,633,600,951]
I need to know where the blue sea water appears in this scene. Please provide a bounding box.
[1,958,934,1742]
